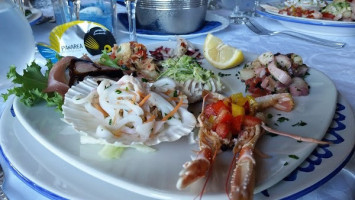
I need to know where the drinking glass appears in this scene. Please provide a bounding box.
[230,0,259,23]
[51,0,117,33]
[0,0,35,89]
[125,0,137,42]
[11,0,24,13]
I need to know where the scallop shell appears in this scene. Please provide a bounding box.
[62,77,197,147]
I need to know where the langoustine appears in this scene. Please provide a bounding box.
[176,91,329,200]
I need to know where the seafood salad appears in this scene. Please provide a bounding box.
[63,75,196,148]
[262,0,355,21]
[239,52,310,97]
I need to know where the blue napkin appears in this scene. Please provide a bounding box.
[118,13,222,35]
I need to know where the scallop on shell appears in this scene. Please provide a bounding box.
[62,76,197,147]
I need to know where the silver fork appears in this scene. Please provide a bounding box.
[243,18,346,48]
[0,164,9,200]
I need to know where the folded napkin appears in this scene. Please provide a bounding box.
[118,13,222,35]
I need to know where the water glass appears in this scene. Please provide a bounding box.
[51,0,71,25]
[125,0,137,42]
[0,0,35,89]
[51,0,117,34]
[230,0,259,23]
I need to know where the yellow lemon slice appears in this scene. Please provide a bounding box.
[203,33,244,69]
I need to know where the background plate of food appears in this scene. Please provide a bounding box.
[257,0,355,36]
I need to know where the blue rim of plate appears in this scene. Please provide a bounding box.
[281,146,355,200]
[0,145,67,200]
[0,100,353,199]
[256,6,355,28]
[0,104,66,200]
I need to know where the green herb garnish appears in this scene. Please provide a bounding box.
[292,121,307,127]
[288,155,299,159]
[277,117,289,123]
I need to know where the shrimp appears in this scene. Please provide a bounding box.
[176,91,330,200]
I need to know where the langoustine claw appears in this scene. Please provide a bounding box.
[176,92,222,190]
[229,125,261,200]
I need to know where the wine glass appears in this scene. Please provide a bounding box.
[125,0,137,41]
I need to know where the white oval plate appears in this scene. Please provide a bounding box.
[257,2,355,36]
[119,13,230,40]
[12,41,337,199]
[1,94,353,200]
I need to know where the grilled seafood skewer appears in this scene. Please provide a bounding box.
[177,91,330,199]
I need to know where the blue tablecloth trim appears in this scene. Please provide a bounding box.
[118,13,222,35]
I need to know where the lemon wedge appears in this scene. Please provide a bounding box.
[203,33,244,69]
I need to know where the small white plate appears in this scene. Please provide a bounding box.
[119,13,230,40]
[0,94,354,199]
[12,41,338,199]
[257,3,355,36]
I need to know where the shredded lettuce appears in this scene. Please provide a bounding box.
[98,144,156,159]
[1,60,63,111]
[99,145,126,159]
[157,55,219,84]
[322,1,351,15]
[81,135,156,159]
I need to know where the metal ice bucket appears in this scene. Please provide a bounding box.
[136,0,208,34]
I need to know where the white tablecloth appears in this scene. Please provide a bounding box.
[0,6,354,200]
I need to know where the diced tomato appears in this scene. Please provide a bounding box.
[245,77,270,97]
[215,123,231,139]
[212,100,229,114]
[110,53,116,59]
[322,12,335,20]
[243,100,250,115]
[215,109,233,124]
[204,104,216,118]
[232,115,244,134]
[243,115,262,127]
